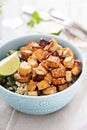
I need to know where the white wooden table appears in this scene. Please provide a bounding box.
[0,0,87,130]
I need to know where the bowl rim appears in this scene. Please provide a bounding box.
[0,34,86,99]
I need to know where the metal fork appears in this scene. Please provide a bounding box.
[49,8,87,41]
[23,6,87,41]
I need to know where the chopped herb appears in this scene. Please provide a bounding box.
[27,20,35,27]
[27,11,43,27]
[51,29,63,35]
[10,75,16,85]
[32,11,42,24]
[29,56,32,59]
[0,8,2,15]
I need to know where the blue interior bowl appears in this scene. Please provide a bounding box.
[0,34,85,115]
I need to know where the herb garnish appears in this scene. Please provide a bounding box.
[27,11,43,27]
[51,29,63,35]
[0,8,2,15]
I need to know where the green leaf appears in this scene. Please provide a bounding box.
[51,29,63,35]
[27,20,35,27]
[32,11,42,24]
[0,8,2,15]
[27,11,43,27]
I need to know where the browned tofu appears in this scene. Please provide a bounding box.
[63,56,74,68]
[44,73,52,84]
[37,80,49,90]
[58,83,68,91]
[28,91,38,96]
[31,46,41,52]
[57,49,63,57]
[20,45,30,51]
[51,51,59,56]
[39,39,50,48]
[52,78,66,85]
[32,49,45,62]
[59,63,65,69]
[43,51,50,59]
[62,48,74,58]
[28,58,38,68]
[14,73,30,83]
[51,68,66,78]
[47,56,60,68]
[43,42,53,51]
[20,41,38,51]
[49,38,59,52]
[71,60,82,76]
[41,60,49,70]
[21,50,32,61]
[66,71,72,82]
[42,86,57,95]
[18,62,31,77]
[37,64,47,74]
[32,68,46,81]
[27,80,37,91]
[26,41,40,51]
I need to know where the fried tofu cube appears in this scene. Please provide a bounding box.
[58,83,68,91]
[27,41,39,51]
[28,58,38,68]
[59,63,65,69]
[39,39,50,48]
[63,56,74,68]
[31,46,41,52]
[38,64,47,74]
[14,73,30,83]
[32,68,45,81]
[44,38,60,52]
[66,71,72,82]
[20,41,38,51]
[32,49,45,62]
[32,64,47,81]
[62,48,74,58]
[71,60,82,76]
[52,78,66,85]
[42,86,57,95]
[51,68,66,78]
[44,73,52,84]
[28,91,38,96]
[20,46,29,51]
[49,38,59,52]
[18,62,31,77]
[43,43,52,51]
[37,80,49,90]
[43,51,50,59]
[20,50,32,61]
[57,49,63,57]
[47,56,60,68]
[41,60,49,70]
[51,51,59,57]
[27,80,37,91]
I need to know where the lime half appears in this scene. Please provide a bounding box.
[0,52,20,76]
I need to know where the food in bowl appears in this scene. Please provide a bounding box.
[0,37,82,96]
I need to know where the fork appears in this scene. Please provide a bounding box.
[23,6,87,41]
[49,8,87,41]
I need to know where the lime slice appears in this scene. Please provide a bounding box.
[0,52,20,76]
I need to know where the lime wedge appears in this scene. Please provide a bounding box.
[0,52,20,76]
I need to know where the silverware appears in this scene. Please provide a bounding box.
[49,8,87,41]
[22,6,87,41]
